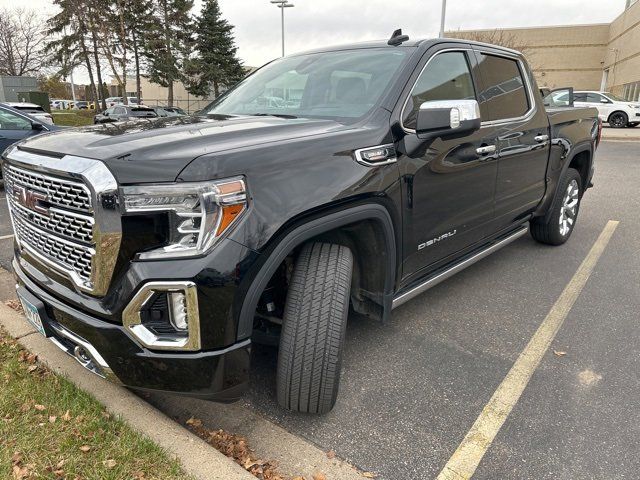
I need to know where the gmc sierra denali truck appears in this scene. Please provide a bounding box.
[2,33,600,414]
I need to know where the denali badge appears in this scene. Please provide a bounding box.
[13,185,49,216]
[418,230,457,250]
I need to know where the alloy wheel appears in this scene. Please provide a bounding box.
[610,113,626,128]
[559,179,579,236]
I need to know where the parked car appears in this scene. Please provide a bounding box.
[2,34,600,414]
[50,99,74,110]
[74,101,96,110]
[104,96,142,108]
[149,105,188,117]
[3,102,55,125]
[93,105,158,123]
[0,103,59,178]
[553,90,640,128]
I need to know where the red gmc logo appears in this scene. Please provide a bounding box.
[13,185,49,216]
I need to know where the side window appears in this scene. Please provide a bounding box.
[105,108,115,115]
[574,93,587,102]
[0,109,31,130]
[114,107,126,115]
[403,51,476,130]
[477,54,530,121]
[587,93,607,103]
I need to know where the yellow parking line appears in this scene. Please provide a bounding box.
[437,220,620,480]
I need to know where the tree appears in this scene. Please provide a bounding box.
[95,0,130,104]
[0,8,50,76]
[186,0,244,98]
[144,0,194,106]
[38,75,69,99]
[125,0,155,102]
[47,0,100,108]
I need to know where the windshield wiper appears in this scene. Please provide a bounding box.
[248,113,298,119]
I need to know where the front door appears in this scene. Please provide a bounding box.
[396,46,499,284]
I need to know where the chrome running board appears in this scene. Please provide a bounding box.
[392,225,529,309]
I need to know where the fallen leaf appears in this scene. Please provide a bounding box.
[362,473,377,478]
[326,449,336,459]
[27,365,38,373]
[12,464,29,479]
[62,410,72,421]
[104,459,116,469]
[26,353,37,364]
[5,299,24,313]
[313,473,327,480]
[186,417,202,427]
[33,404,46,411]
[49,416,57,423]
[54,469,65,476]
[11,452,22,465]
[79,445,91,453]
[553,351,567,357]
[56,460,65,469]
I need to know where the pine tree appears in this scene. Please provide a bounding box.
[186,0,244,98]
[144,0,194,106]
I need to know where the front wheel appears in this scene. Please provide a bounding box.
[609,111,628,128]
[531,168,582,245]
[277,242,353,414]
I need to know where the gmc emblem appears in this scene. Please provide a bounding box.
[14,185,49,216]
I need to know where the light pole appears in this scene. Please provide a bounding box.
[270,0,295,57]
[439,0,447,37]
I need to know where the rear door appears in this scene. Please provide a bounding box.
[472,48,550,228]
[396,45,499,284]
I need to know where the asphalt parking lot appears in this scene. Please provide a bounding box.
[1,140,638,479]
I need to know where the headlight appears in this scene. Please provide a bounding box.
[122,177,247,259]
[629,104,640,109]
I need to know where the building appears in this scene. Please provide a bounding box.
[448,0,640,100]
[0,76,38,102]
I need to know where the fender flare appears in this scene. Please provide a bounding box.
[236,204,397,340]
[543,142,593,223]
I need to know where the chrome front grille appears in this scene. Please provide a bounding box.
[3,149,121,296]
[5,164,92,212]
[5,165,95,284]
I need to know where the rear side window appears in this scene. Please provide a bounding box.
[574,93,587,102]
[403,51,476,130]
[477,54,530,121]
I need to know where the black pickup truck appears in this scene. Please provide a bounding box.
[2,33,600,414]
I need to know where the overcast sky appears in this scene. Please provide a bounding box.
[0,0,628,83]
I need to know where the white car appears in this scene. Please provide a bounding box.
[573,91,640,128]
[104,96,142,107]
[4,102,55,125]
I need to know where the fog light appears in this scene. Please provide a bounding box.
[123,281,201,351]
[168,292,188,331]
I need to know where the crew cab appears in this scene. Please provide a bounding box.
[1,33,600,414]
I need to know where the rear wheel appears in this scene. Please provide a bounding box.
[609,111,628,128]
[531,168,582,245]
[277,242,353,414]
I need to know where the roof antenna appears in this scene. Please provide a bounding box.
[388,28,409,46]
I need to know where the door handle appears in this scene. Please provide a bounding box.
[476,145,496,155]
[534,134,549,143]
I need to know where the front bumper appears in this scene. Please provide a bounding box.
[14,259,251,402]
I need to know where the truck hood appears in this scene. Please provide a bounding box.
[14,115,350,183]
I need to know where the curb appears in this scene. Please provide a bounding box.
[0,302,254,480]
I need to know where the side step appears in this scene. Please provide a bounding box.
[392,225,529,309]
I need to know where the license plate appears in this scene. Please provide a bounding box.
[18,293,46,337]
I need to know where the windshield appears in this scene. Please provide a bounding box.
[604,92,626,102]
[201,48,409,122]
[129,108,157,117]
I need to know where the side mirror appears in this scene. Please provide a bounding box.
[600,99,610,104]
[31,122,44,131]
[416,100,481,139]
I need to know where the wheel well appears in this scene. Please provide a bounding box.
[253,219,390,332]
[568,151,590,192]
[607,110,628,122]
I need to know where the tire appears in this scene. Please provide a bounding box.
[531,168,582,246]
[608,111,628,128]
[277,242,353,414]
